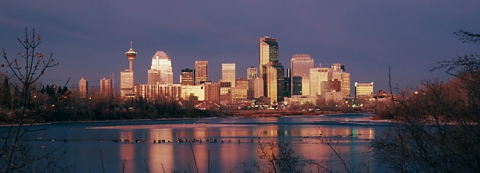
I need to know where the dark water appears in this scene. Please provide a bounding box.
[7,113,388,172]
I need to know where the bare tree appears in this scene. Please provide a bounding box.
[0,28,72,172]
[373,30,480,172]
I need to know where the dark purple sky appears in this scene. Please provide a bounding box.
[1,1,479,94]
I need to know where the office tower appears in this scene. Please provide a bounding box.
[331,63,350,98]
[259,37,279,80]
[205,82,220,103]
[265,62,285,104]
[331,63,345,72]
[236,78,249,88]
[310,68,331,96]
[341,73,351,97]
[232,77,249,102]
[99,77,112,97]
[284,68,291,98]
[195,60,208,85]
[247,67,258,80]
[136,84,182,100]
[79,77,88,98]
[355,82,374,98]
[247,67,258,99]
[148,51,173,85]
[182,85,205,101]
[330,79,341,92]
[290,54,314,96]
[219,82,231,95]
[181,68,194,86]
[253,77,264,99]
[147,69,160,85]
[222,63,236,87]
[120,43,137,98]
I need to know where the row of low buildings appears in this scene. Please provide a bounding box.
[77,37,376,106]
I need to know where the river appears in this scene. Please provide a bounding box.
[6,113,388,172]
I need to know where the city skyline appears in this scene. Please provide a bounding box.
[1,1,480,93]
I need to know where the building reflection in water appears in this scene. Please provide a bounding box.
[119,131,135,173]
[114,122,376,172]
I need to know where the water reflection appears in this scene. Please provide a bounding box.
[14,114,385,172]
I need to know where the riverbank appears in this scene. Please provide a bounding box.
[223,109,345,117]
[0,109,373,124]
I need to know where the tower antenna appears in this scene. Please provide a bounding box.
[130,40,132,49]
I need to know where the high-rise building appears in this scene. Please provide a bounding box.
[247,67,258,99]
[147,69,160,85]
[329,79,341,92]
[236,78,249,88]
[219,82,231,96]
[79,77,88,99]
[284,68,292,98]
[233,77,249,102]
[253,77,264,99]
[204,82,220,103]
[355,82,374,99]
[341,73,351,97]
[331,63,345,72]
[331,63,350,98]
[259,37,279,81]
[222,63,236,87]
[181,68,194,86]
[120,43,137,98]
[195,60,208,85]
[148,51,173,85]
[291,76,302,95]
[310,68,331,96]
[265,62,284,104]
[99,77,112,97]
[290,54,314,96]
[247,67,258,80]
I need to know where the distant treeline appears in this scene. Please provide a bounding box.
[0,96,226,124]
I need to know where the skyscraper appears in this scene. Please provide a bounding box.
[259,37,279,80]
[79,77,88,99]
[290,54,314,96]
[195,60,208,85]
[232,78,249,102]
[310,68,331,96]
[222,63,236,87]
[253,77,264,99]
[247,67,258,99]
[260,37,279,98]
[341,73,351,97]
[331,63,350,98]
[247,67,258,80]
[204,82,220,103]
[120,43,137,98]
[265,62,284,104]
[284,68,292,98]
[99,77,112,97]
[181,68,194,86]
[148,51,173,85]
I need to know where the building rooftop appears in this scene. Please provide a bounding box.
[152,51,170,60]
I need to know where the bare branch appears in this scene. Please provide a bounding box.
[454,29,480,46]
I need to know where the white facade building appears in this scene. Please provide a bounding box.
[222,63,236,87]
[148,51,173,85]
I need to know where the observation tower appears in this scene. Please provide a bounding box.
[125,41,137,72]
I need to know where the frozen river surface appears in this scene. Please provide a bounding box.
[7,113,388,172]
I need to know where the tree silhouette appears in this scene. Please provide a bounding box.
[373,30,480,172]
[0,28,69,172]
